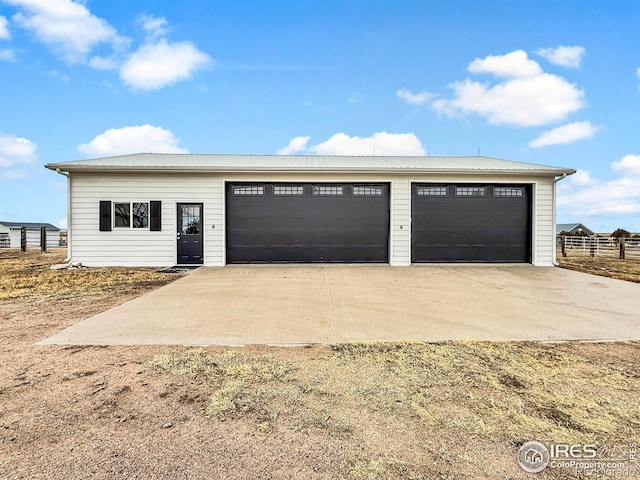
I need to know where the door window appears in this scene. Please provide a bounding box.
[181,205,201,235]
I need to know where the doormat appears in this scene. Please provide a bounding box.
[156,266,201,274]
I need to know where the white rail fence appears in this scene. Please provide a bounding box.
[558,236,640,260]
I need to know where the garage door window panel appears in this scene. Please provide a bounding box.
[352,185,383,196]
[274,185,304,195]
[417,185,448,197]
[313,185,343,195]
[494,187,525,197]
[456,186,486,196]
[232,185,264,196]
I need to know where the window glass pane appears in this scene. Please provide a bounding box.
[313,185,343,195]
[181,205,201,235]
[233,185,264,195]
[494,187,524,197]
[456,186,486,196]
[417,186,447,196]
[274,185,304,195]
[353,185,383,196]
[133,202,149,228]
[114,203,130,227]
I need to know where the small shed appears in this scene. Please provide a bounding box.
[0,221,61,248]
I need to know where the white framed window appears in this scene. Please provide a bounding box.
[232,185,264,195]
[114,202,149,229]
[456,186,486,196]
[353,185,383,196]
[313,185,343,195]
[274,185,304,195]
[494,187,524,197]
[417,186,448,196]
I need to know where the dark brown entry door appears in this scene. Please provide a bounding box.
[177,203,203,264]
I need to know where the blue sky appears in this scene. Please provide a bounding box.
[0,0,638,232]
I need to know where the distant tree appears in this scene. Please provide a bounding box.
[611,228,630,238]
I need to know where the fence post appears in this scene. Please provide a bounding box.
[40,225,47,252]
[589,237,595,258]
[20,226,27,252]
[561,236,567,257]
[619,237,626,260]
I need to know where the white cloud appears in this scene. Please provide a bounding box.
[77,125,188,157]
[636,67,640,90]
[279,132,426,156]
[565,169,599,187]
[396,89,436,105]
[277,136,310,155]
[0,15,10,40]
[119,39,212,91]
[558,155,640,217]
[468,50,542,78]
[431,50,585,127]
[612,154,640,177]
[535,45,586,68]
[0,132,37,168]
[6,0,127,63]
[528,121,600,148]
[433,74,584,127]
[138,14,169,40]
[0,48,15,61]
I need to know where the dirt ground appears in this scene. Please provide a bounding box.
[1,250,639,479]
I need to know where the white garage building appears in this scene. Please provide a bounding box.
[45,153,574,267]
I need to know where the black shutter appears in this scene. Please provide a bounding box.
[150,201,162,231]
[99,201,111,231]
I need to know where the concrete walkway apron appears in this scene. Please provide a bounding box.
[39,265,640,346]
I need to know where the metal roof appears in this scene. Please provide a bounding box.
[0,221,60,231]
[45,153,575,176]
[556,223,595,235]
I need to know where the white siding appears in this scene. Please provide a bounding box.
[70,172,223,267]
[390,178,411,265]
[68,171,558,267]
[532,179,555,266]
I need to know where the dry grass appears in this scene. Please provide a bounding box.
[557,254,640,283]
[0,248,173,300]
[150,341,640,447]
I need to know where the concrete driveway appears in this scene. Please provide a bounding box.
[39,265,640,346]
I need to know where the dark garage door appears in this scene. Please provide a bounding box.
[412,184,531,263]
[226,183,389,263]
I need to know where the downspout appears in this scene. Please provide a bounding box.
[552,173,568,266]
[55,168,72,263]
